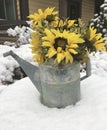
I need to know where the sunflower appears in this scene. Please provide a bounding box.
[30,32,44,64]
[51,18,75,30]
[28,7,58,27]
[42,29,85,64]
[85,26,106,52]
[29,7,106,65]
[67,20,75,28]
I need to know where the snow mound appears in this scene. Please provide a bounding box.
[0,75,107,130]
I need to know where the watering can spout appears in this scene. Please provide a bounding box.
[3,51,41,93]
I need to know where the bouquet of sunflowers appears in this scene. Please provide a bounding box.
[28,7,106,65]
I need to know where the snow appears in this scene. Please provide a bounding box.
[104,7,107,10]
[100,3,107,8]
[1,21,107,129]
[7,26,33,45]
[0,74,107,130]
[0,43,107,130]
[0,44,35,84]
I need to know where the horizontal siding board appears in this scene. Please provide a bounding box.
[0,20,27,30]
[81,0,94,23]
[29,0,59,14]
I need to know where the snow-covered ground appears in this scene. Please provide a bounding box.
[0,43,107,130]
[0,44,35,85]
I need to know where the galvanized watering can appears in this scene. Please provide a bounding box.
[4,51,91,108]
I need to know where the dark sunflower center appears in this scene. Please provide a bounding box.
[54,37,67,50]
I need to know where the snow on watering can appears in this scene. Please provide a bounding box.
[3,51,91,108]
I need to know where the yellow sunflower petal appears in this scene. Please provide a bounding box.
[69,49,78,54]
[94,38,105,44]
[33,53,44,64]
[68,33,85,44]
[47,47,57,58]
[42,41,52,47]
[63,30,69,38]
[89,26,97,41]
[44,29,55,41]
[65,51,73,64]
[55,47,65,63]
[28,14,35,19]
[42,36,55,44]
[56,53,65,63]
[95,33,102,40]
[51,29,61,37]
[68,20,75,27]
[45,7,58,15]
[58,20,65,27]
[94,43,106,51]
[38,9,43,15]
[31,38,39,47]
[69,44,78,48]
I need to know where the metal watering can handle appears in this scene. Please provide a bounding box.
[80,60,91,81]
